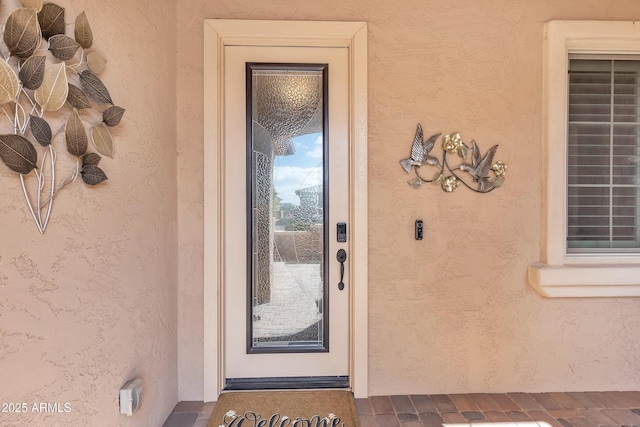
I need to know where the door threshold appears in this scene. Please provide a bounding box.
[224,376,349,391]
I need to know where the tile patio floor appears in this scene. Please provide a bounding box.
[163,391,640,427]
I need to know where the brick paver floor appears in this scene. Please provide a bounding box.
[164,391,640,427]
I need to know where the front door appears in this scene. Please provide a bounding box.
[223,45,350,388]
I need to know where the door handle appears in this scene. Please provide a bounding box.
[336,249,347,290]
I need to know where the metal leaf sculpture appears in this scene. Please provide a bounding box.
[80,165,107,186]
[82,152,101,167]
[0,60,20,105]
[103,106,125,127]
[67,83,92,109]
[65,108,88,157]
[0,134,37,174]
[38,3,65,40]
[79,70,113,104]
[4,8,41,60]
[19,56,46,90]
[48,34,81,61]
[400,123,508,193]
[29,115,52,147]
[0,3,125,233]
[35,62,68,111]
[74,12,93,49]
[21,0,43,12]
[91,123,114,158]
[87,51,106,74]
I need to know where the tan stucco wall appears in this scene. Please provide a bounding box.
[177,0,640,399]
[4,0,640,423]
[0,1,178,426]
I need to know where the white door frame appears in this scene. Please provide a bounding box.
[203,19,368,400]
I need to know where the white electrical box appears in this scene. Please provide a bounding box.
[119,378,142,416]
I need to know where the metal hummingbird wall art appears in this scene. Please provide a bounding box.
[0,2,125,233]
[400,123,507,193]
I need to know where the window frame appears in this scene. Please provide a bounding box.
[528,20,640,297]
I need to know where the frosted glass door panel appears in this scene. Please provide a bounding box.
[248,64,328,352]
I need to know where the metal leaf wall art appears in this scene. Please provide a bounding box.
[0,3,125,233]
[400,123,508,193]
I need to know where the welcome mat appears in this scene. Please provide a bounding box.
[207,390,359,427]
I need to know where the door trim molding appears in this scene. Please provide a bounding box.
[203,19,368,401]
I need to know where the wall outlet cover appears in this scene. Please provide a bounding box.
[119,378,142,416]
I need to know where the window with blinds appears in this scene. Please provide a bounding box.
[567,58,640,253]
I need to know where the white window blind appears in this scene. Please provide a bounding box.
[567,58,640,253]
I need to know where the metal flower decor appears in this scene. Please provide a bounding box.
[400,123,507,193]
[0,3,124,233]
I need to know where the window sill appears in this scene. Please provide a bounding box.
[528,263,640,297]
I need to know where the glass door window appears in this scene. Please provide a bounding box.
[247,64,329,352]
